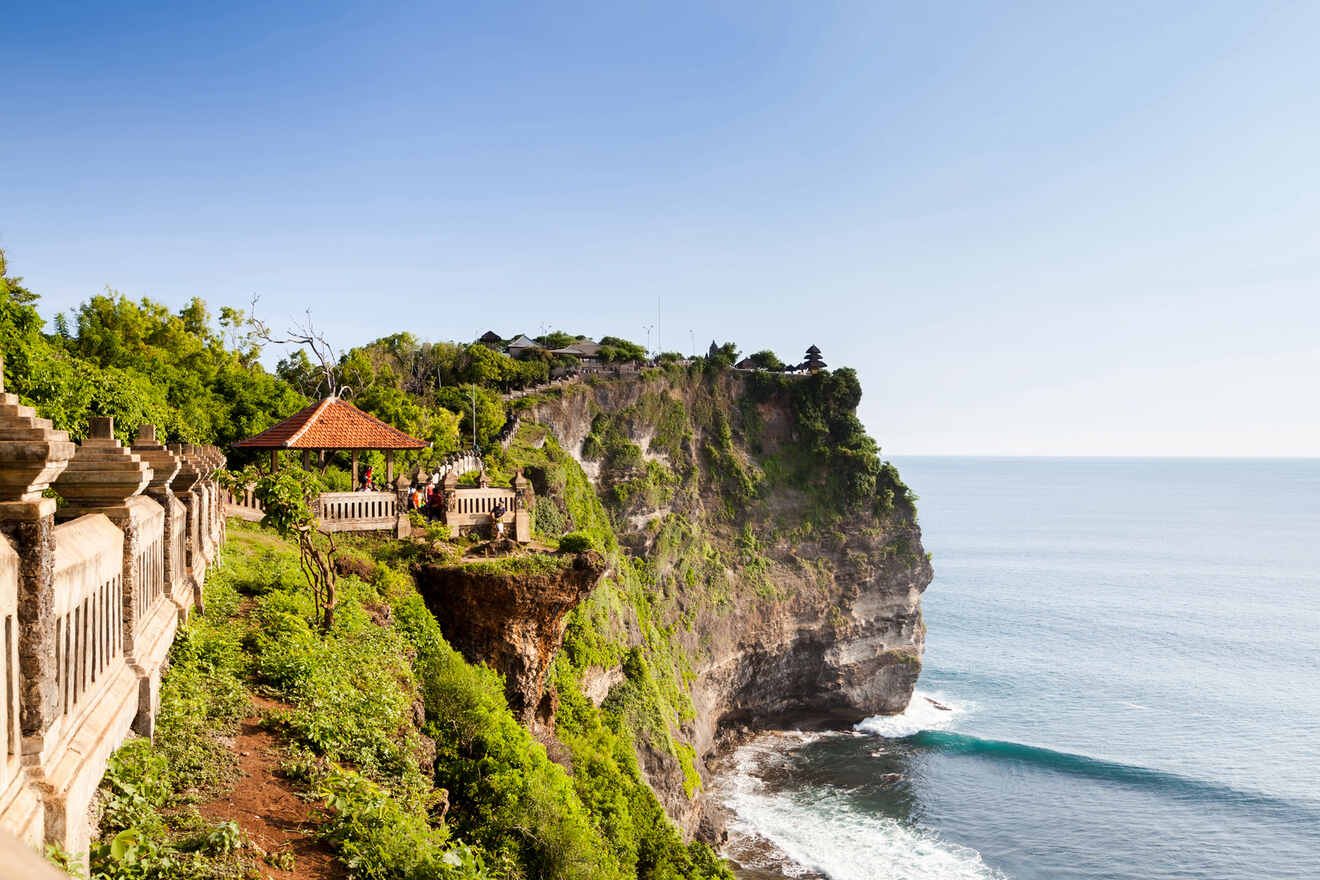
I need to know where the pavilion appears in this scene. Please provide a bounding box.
[550,339,603,364]
[233,396,428,486]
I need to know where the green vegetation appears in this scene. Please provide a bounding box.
[221,464,342,630]
[556,532,595,554]
[89,522,728,880]
[0,251,303,445]
[455,553,574,578]
[0,248,654,474]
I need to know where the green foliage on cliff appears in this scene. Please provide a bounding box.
[91,521,729,880]
[581,412,681,515]
[748,367,916,516]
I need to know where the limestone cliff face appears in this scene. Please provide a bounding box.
[520,368,931,835]
[413,551,607,726]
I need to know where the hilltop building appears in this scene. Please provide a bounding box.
[550,339,603,364]
[801,344,826,373]
[506,334,542,359]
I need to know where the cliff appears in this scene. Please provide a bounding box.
[493,365,931,838]
[414,551,607,726]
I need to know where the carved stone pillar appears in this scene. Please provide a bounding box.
[0,380,74,739]
[166,444,204,610]
[132,426,189,622]
[53,417,162,736]
[182,445,216,565]
[513,468,534,544]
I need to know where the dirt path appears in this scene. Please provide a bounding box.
[198,696,344,880]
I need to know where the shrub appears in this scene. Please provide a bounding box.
[557,532,595,554]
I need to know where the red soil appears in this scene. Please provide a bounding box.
[197,696,344,880]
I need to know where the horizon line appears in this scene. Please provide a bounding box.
[884,453,1320,460]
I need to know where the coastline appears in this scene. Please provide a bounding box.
[705,730,834,880]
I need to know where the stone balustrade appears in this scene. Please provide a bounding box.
[223,485,264,522]
[221,450,486,538]
[445,486,517,525]
[317,491,398,533]
[0,368,226,864]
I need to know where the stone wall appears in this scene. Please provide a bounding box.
[0,393,226,863]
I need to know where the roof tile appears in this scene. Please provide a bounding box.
[233,397,428,450]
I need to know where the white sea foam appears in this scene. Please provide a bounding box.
[853,690,973,738]
[718,735,1003,880]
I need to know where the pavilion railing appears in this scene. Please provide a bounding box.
[317,491,398,533]
[224,486,264,521]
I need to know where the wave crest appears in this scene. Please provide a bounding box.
[854,690,972,738]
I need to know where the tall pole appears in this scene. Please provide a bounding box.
[470,384,477,452]
[657,294,661,357]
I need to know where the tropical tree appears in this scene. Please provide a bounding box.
[222,465,339,631]
[745,350,785,371]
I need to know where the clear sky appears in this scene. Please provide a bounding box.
[4,1,1318,456]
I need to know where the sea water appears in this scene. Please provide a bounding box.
[714,458,1320,880]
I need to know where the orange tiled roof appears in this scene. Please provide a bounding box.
[233,397,428,450]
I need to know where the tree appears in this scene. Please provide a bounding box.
[222,465,340,632]
[704,342,740,369]
[248,300,346,397]
[437,385,505,449]
[535,331,580,350]
[597,336,646,363]
[745,350,784,371]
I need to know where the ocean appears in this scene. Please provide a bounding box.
[713,457,1320,880]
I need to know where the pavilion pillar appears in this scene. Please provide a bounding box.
[386,450,394,484]
[269,449,277,472]
[351,450,359,489]
[301,449,310,469]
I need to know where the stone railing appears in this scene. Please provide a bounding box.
[0,378,226,865]
[222,450,486,538]
[224,485,264,522]
[445,487,517,527]
[317,491,397,534]
[417,468,534,542]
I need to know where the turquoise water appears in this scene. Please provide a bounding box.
[716,457,1320,879]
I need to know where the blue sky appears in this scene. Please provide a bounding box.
[4,1,1318,455]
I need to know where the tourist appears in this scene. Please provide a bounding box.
[491,501,507,539]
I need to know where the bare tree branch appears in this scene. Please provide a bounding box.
[248,295,348,397]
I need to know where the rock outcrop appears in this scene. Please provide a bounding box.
[413,551,607,725]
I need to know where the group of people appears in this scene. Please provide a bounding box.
[407,478,447,520]
[356,462,508,536]
[355,464,449,519]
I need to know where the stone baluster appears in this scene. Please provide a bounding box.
[132,426,190,623]
[52,417,160,735]
[210,445,227,545]
[184,445,216,564]
[200,445,222,547]
[0,362,76,741]
[196,446,218,550]
[166,443,204,607]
